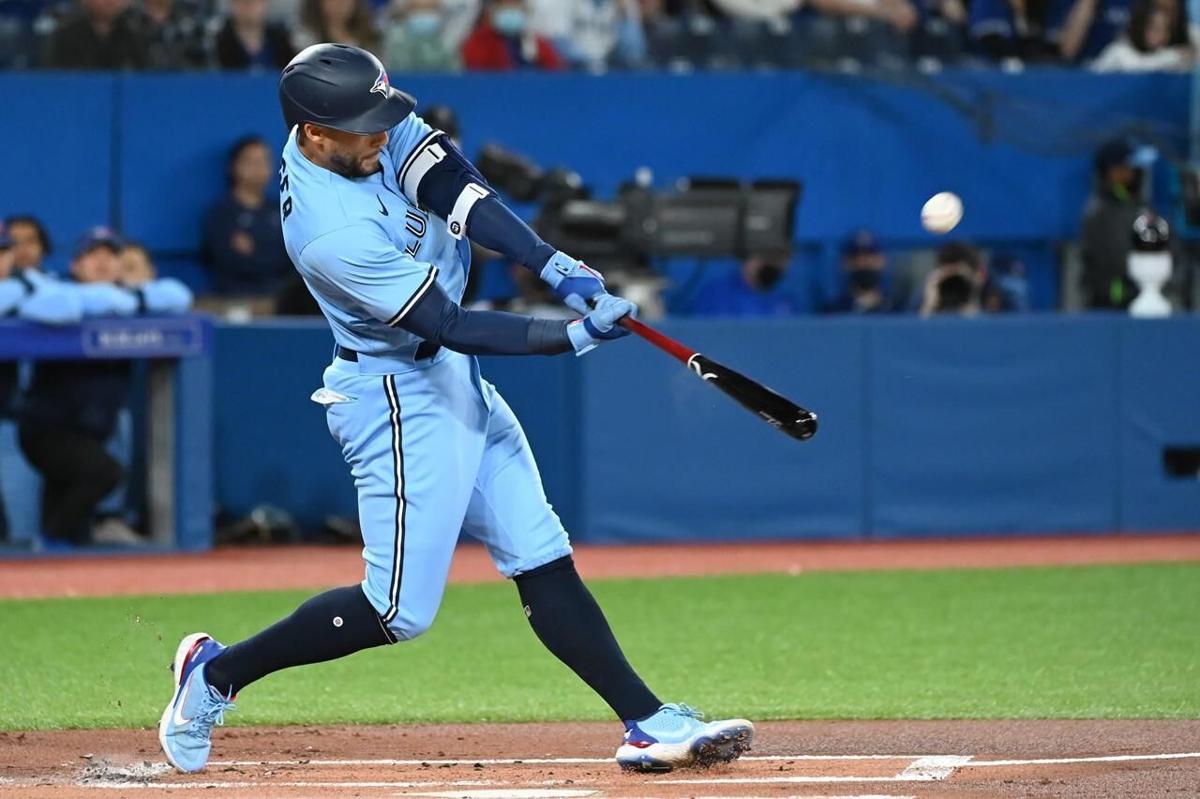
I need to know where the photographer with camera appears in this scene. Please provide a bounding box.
[690,249,796,317]
[919,240,994,317]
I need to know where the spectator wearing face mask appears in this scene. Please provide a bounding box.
[1091,0,1195,70]
[1080,138,1157,309]
[823,230,897,314]
[690,250,796,317]
[462,0,565,70]
[527,0,646,70]
[383,0,462,71]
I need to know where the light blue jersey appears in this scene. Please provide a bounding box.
[280,116,471,359]
[280,116,571,638]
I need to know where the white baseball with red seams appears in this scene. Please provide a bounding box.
[921,192,963,234]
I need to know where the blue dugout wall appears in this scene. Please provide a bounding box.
[214,317,1200,542]
[0,70,1189,270]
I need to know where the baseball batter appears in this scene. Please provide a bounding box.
[159,44,753,775]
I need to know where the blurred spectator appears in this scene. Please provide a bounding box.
[0,0,52,67]
[823,230,897,314]
[911,0,969,61]
[294,0,382,53]
[1080,138,1155,309]
[1057,0,1134,61]
[139,0,209,68]
[690,251,796,317]
[527,0,647,70]
[213,0,298,70]
[201,135,292,296]
[969,0,1062,61]
[18,228,140,547]
[987,252,1031,311]
[46,0,151,69]
[119,240,156,284]
[920,240,986,316]
[441,0,482,50]
[3,215,51,271]
[461,0,565,70]
[383,0,462,72]
[1091,0,1195,69]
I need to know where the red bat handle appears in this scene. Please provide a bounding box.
[618,316,696,363]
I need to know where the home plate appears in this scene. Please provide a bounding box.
[400,787,597,791]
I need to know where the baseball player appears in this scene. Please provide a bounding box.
[159,43,753,775]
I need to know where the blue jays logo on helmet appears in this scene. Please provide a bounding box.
[370,68,390,97]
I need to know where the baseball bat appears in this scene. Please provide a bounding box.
[618,316,819,442]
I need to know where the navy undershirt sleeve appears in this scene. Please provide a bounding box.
[397,278,571,356]
[410,134,556,272]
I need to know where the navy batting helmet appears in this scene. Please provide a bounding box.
[279,44,416,135]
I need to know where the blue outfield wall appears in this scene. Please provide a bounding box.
[0,71,1190,268]
[213,317,1200,542]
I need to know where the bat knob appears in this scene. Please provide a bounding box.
[792,412,819,441]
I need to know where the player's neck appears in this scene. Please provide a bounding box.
[297,138,331,173]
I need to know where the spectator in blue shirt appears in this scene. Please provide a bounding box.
[690,250,795,317]
[201,136,292,296]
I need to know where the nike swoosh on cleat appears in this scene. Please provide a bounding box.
[172,680,193,726]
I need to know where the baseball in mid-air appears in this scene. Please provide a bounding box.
[921,192,963,234]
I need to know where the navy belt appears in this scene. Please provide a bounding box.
[337,342,441,363]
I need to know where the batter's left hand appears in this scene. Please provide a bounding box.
[540,251,607,314]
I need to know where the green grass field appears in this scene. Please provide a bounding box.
[2,563,1197,730]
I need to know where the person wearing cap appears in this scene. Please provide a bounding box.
[17,226,193,549]
[1080,138,1156,309]
[823,229,896,314]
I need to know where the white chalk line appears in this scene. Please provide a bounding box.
[209,754,925,767]
[2,750,1196,792]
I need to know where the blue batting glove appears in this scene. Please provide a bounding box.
[540,251,607,314]
[567,294,637,356]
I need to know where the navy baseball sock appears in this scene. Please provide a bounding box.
[204,585,395,696]
[515,555,661,721]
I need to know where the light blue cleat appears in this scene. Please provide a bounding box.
[615,703,754,772]
[158,632,236,773]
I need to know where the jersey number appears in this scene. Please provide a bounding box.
[280,163,294,222]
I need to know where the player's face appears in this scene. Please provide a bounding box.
[8,221,44,269]
[323,127,389,179]
[121,247,156,286]
[72,246,123,284]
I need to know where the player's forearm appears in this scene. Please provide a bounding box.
[398,280,571,356]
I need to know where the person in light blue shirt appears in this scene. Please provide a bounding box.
[158,43,754,778]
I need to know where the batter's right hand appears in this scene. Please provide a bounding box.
[566,295,637,356]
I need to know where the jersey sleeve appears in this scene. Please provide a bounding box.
[299,224,439,327]
[384,113,436,183]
